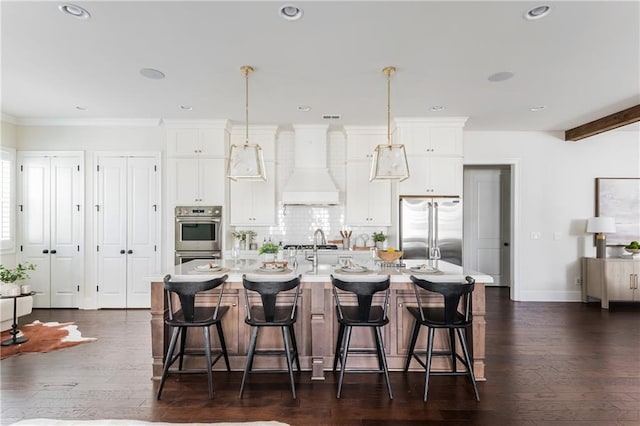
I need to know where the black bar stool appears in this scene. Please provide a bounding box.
[404,275,479,401]
[331,274,392,399]
[157,274,230,400]
[239,274,301,399]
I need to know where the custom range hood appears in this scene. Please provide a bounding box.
[281,124,340,205]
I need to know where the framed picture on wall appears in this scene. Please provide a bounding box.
[596,177,640,245]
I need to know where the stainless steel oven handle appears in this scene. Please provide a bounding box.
[176,217,221,223]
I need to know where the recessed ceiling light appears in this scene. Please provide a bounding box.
[279,5,303,21]
[179,105,193,111]
[430,105,445,112]
[140,68,165,80]
[297,105,311,112]
[488,71,514,82]
[58,4,91,20]
[524,5,551,20]
[530,105,547,112]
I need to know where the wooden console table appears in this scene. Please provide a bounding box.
[582,257,640,309]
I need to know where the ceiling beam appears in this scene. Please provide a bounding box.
[565,104,640,141]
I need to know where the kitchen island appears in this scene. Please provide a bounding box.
[149,258,492,381]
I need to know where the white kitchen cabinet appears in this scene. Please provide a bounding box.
[344,127,387,161]
[95,154,160,308]
[229,126,278,162]
[583,258,640,309]
[173,158,225,205]
[17,152,84,308]
[393,120,464,157]
[167,126,227,157]
[346,161,391,226]
[229,161,275,226]
[399,156,463,196]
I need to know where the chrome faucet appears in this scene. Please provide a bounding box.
[306,228,326,271]
[314,228,326,246]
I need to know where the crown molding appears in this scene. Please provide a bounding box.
[1,113,18,124]
[7,117,162,127]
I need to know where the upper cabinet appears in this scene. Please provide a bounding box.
[166,121,229,158]
[393,118,466,157]
[344,127,387,161]
[173,158,225,205]
[228,126,278,162]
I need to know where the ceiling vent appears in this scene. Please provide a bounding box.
[322,114,342,120]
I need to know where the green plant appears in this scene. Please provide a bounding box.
[258,242,279,255]
[0,262,36,283]
[372,231,386,243]
[231,230,257,241]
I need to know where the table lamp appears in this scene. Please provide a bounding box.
[586,217,616,258]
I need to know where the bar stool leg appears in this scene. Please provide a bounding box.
[216,322,231,371]
[288,325,301,372]
[449,328,457,373]
[336,326,352,399]
[282,326,297,399]
[373,327,384,372]
[457,328,480,401]
[404,319,420,372]
[375,326,393,399]
[239,326,259,399]
[424,327,435,402]
[203,326,214,399]
[157,327,181,400]
[178,327,188,370]
[333,323,345,371]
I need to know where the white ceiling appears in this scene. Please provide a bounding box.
[2,1,639,132]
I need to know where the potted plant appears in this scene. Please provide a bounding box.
[231,230,257,250]
[258,242,279,262]
[372,231,386,249]
[0,262,36,296]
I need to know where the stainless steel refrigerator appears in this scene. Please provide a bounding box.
[399,196,463,266]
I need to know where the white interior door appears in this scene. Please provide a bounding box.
[18,156,51,307]
[126,157,158,308]
[50,156,83,307]
[464,166,510,286]
[97,156,128,308]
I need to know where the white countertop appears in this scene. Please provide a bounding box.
[155,258,494,284]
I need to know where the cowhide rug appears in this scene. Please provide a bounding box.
[0,320,97,359]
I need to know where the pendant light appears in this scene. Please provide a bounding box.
[226,65,266,181]
[370,66,410,182]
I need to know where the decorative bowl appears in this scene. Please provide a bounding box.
[377,250,403,263]
[624,248,640,255]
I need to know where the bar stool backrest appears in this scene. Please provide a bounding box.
[331,275,391,322]
[163,274,228,322]
[409,276,475,326]
[242,275,301,323]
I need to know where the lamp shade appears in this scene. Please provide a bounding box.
[586,217,616,233]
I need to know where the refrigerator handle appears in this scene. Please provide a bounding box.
[433,202,439,247]
[427,202,434,250]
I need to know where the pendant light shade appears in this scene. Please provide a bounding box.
[370,66,409,182]
[226,65,266,181]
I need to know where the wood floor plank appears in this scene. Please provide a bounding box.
[1,288,639,425]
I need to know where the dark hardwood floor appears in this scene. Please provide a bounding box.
[1,288,639,425]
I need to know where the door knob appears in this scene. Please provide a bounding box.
[120,250,125,254]
[503,242,510,247]
[127,250,133,254]
[50,250,57,254]
[42,249,49,254]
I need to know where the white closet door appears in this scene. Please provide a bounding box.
[97,156,128,308]
[50,157,83,307]
[18,157,51,307]
[126,157,158,308]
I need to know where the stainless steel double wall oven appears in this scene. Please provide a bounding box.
[174,206,222,264]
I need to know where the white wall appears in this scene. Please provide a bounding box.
[7,121,640,306]
[464,129,640,301]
